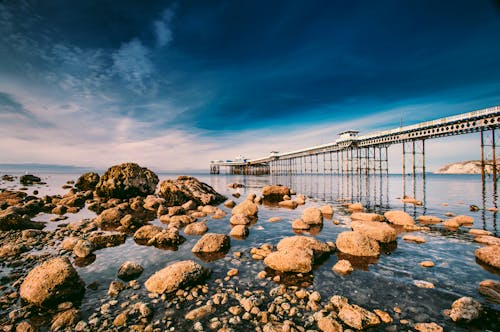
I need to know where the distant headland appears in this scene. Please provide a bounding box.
[435,160,497,174]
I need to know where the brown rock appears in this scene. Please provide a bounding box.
[230,214,251,225]
[414,322,443,332]
[448,296,482,322]
[373,309,392,323]
[384,210,415,226]
[338,304,380,330]
[185,304,215,320]
[0,243,26,258]
[0,206,44,231]
[336,231,380,257]
[478,279,500,303]
[20,257,85,307]
[184,221,208,236]
[292,219,310,230]
[191,233,230,253]
[333,260,353,274]
[51,309,80,331]
[61,237,80,251]
[351,220,396,243]
[351,212,384,222]
[134,225,184,248]
[95,163,159,199]
[402,196,422,205]
[419,261,435,267]
[416,215,443,224]
[475,245,500,269]
[449,215,474,226]
[347,202,364,212]
[117,261,144,280]
[158,176,225,207]
[75,172,100,191]
[320,205,334,216]
[403,235,426,244]
[95,207,123,229]
[224,200,236,208]
[264,248,314,273]
[268,216,282,222]
[474,235,500,246]
[317,317,343,332]
[278,200,298,209]
[229,225,249,238]
[469,229,492,236]
[301,207,323,225]
[73,240,94,258]
[232,200,258,218]
[276,235,331,258]
[88,232,127,249]
[144,260,209,293]
[15,321,36,332]
[262,185,291,201]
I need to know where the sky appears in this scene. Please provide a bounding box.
[1,0,500,172]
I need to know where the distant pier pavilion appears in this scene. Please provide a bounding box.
[210,106,500,181]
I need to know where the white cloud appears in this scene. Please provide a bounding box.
[153,8,175,48]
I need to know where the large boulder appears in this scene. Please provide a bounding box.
[276,236,331,259]
[301,207,323,225]
[20,174,41,185]
[448,297,482,322]
[262,185,291,202]
[75,172,100,191]
[158,176,225,207]
[0,206,44,231]
[191,233,230,253]
[475,245,500,269]
[19,257,85,307]
[351,220,397,243]
[95,163,159,199]
[145,260,210,294]
[264,249,314,273]
[336,231,380,257]
[384,210,415,226]
[232,200,258,218]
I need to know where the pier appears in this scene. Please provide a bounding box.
[210,106,500,180]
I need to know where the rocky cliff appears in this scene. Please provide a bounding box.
[435,160,496,174]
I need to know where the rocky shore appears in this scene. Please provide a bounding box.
[0,162,499,331]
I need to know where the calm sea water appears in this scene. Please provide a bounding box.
[1,170,499,330]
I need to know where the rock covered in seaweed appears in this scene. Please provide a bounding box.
[158,176,226,207]
[95,163,159,199]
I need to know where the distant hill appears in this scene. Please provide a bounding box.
[435,160,497,174]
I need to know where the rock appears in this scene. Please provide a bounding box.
[95,163,159,199]
[0,243,26,258]
[182,200,197,211]
[61,236,80,251]
[15,321,36,332]
[402,196,422,205]
[474,235,500,246]
[317,317,343,332]
[320,205,334,217]
[51,309,80,331]
[108,281,124,296]
[475,245,500,269]
[373,309,392,323]
[478,279,500,303]
[448,215,474,227]
[95,207,123,229]
[192,233,230,253]
[224,200,236,208]
[414,322,443,332]
[278,200,298,209]
[88,232,127,249]
[20,257,85,307]
[402,235,426,244]
[416,215,443,224]
[268,216,282,222]
[158,176,225,207]
[73,240,94,258]
[228,183,245,189]
[145,260,210,293]
[262,185,291,202]
[469,229,492,236]
[185,304,215,320]
[230,214,252,225]
[333,260,353,274]
[414,280,435,288]
[351,220,397,243]
[184,221,208,236]
[52,205,68,215]
[277,235,331,258]
[118,261,144,280]
[230,225,249,238]
[351,212,384,222]
[301,207,323,225]
[134,225,185,248]
[232,200,258,218]
[113,311,128,326]
[0,189,27,206]
[0,206,44,231]
[292,219,310,230]
[336,231,380,257]
[443,218,460,229]
[384,210,415,226]
[264,248,314,273]
[448,296,482,322]
[168,206,185,216]
[75,172,100,191]
[143,195,163,211]
[20,174,41,185]
[419,261,435,267]
[338,304,380,330]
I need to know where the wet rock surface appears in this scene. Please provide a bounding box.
[158,176,226,207]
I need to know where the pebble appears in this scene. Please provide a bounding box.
[419,261,435,268]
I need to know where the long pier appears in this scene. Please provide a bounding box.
[210,105,500,180]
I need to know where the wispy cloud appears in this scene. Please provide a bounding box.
[153,7,175,48]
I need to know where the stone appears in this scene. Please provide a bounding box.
[448,215,474,226]
[229,225,249,238]
[95,163,158,199]
[292,219,310,230]
[414,280,435,288]
[20,257,85,307]
[420,261,435,267]
[262,185,291,201]
[0,243,26,258]
[449,296,482,322]
[277,235,331,258]
[108,281,124,296]
[268,216,282,222]
[403,235,426,244]
[278,200,298,209]
[351,212,384,222]
[143,195,163,211]
[52,205,68,215]
[414,322,443,332]
[184,221,208,236]
[232,200,258,218]
[182,200,198,211]
[320,205,334,216]
[61,236,80,251]
[144,260,210,293]
[51,309,80,331]
[192,233,230,253]
[95,207,123,229]
[402,196,422,205]
[384,210,415,226]
[0,206,44,231]
[73,240,94,258]
[347,202,364,211]
[351,220,397,243]
[373,309,392,323]
[336,231,380,257]
[230,214,252,225]
[158,176,225,206]
[301,207,323,225]
[134,225,185,248]
[416,215,443,224]
[474,235,500,246]
[443,218,460,228]
[20,174,41,185]
[224,200,236,208]
[469,229,492,236]
[264,248,314,273]
[168,206,186,216]
[185,304,215,320]
[317,317,343,332]
[75,172,100,191]
[338,304,380,330]
[333,260,353,274]
[475,245,500,269]
[478,279,500,303]
[15,321,36,332]
[88,232,127,249]
[118,261,144,280]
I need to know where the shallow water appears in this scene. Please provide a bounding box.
[1,171,499,330]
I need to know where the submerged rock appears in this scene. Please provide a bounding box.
[145,260,210,294]
[278,200,298,209]
[158,176,225,207]
[117,261,144,280]
[75,172,100,191]
[333,259,354,274]
[478,279,500,303]
[95,162,159,199]
[20,257,85,307]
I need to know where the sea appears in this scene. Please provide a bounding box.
[0,166,499,331]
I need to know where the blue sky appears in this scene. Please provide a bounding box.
[1,1,499,171]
